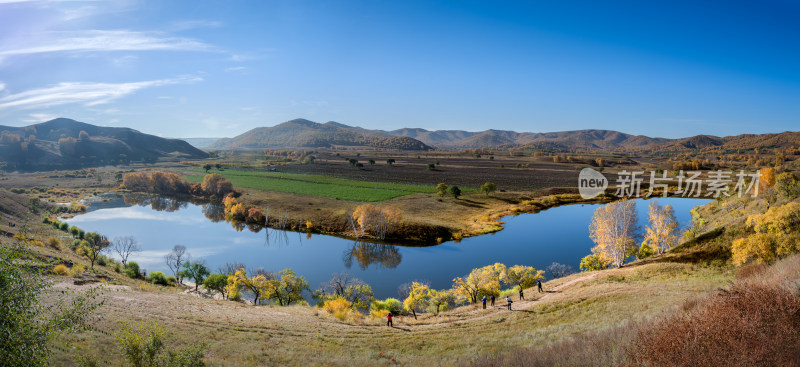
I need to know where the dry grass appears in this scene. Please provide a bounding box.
[45,262,733,366]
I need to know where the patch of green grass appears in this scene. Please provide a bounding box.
[184,169,437,201]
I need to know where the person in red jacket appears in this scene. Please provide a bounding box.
[387,313,393,327]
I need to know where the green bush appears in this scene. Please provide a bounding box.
[124,262,141,279]
[371,297,403,314]
[59,222,69,231]
[580,254,610,271]
[148,271,169,286]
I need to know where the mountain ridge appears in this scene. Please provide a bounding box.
[0,118,208,170]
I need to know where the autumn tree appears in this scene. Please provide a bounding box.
[481,182,497,196]
[589,199,638,268]
[451,263,507,304]
[503,265,545,290]
[351,204,401,240]
[436,183,449,197]
[774,172,800,200]
[228,268,274,305]
[427,289,457,315]
[178,260,210,292]
[642,200,679,255]
[82,232,110,269]
[758,167,776,195]
[121,172,150,191]
[732,201,800,265]
[580,254,610,271]
[111,236,140,266]
[203,273,229,299]
[201,173,234,197]
[315,272,374,309]
[266,268,309,306]
[403,281,432,319]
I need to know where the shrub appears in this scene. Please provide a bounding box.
[371,297,403,315]
[45,237,61,250]
[630,283,800,366]
[148,271,169,286]
[69,264,86,277]
[59,222,69,231]
[166,275,177,287]
[323,297,354,321]
[53,264,69,276]
[124,261,140,279]
[580,254,610,271]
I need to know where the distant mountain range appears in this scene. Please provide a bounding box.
[208,118,800,152]
[0,118,208,170]
[209,119,431,150]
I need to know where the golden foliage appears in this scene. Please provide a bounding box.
[452,263,506,303]
[352,204,401,240]
[643,201,679,255]
[53,264,69,276]
[201,173,234,197]
[589,199,638,267]
[504,265,545,289]
[323,297,354,321]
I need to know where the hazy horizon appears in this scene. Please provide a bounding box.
[1,1,798,139]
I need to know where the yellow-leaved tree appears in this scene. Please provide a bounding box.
[227,268,273,305]
[503,265,545,290]
[351,204,401,240]
[589,199,638,268]
[732,201,800,265]
[403,281,432,319]
[451,263,506,304]
[643,200,679,255]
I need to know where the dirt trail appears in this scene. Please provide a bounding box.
[397,272,601,330]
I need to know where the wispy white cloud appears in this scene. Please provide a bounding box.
[225,66,246,73]
[0,75,202,110]
[0,82,5,93]
[0,30,213,58]
[23,112,57,122]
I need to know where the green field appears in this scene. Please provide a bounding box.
[184,169,438,201]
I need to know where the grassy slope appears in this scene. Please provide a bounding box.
[50,262,730,366]
[184,168,440,201]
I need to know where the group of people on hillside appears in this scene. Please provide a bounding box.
[387,280,544,327]
[480,280,544,311]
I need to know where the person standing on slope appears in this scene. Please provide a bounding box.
[387,313,393,327]
[506,296,512,310]
[482,296,487,309]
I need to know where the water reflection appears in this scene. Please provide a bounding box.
[342,241,402,269]
[123,193,188,213]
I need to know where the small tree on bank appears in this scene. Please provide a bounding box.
[436,183,449,197]
[179,260,210,292]
[112,236,140,267]
[481,182,497,196]
[449,186,462,199]
[82,232,110,269]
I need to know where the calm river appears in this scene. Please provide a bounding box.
[66,195,710,299]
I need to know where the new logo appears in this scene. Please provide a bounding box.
[578,168,608,199]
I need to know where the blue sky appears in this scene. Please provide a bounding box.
[0,0,797,138]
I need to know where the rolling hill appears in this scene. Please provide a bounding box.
[0,118,208,171]
[207,118,800,153]
[208,118,430,150]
